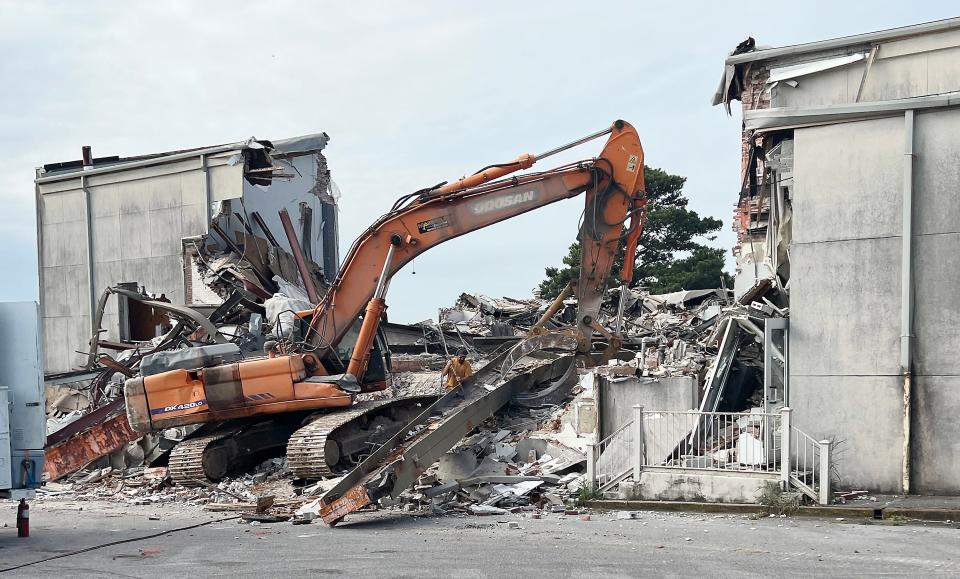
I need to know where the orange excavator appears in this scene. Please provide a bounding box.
[124,120,646,484]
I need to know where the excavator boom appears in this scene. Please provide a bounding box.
[305,120,644,359]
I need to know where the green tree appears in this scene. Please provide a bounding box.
[538,167,732,299]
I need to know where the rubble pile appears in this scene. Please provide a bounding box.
[377,368,599,518]
[438,287,738,380]
[439,293,549,337]
[390,428,588,517]
[40,456,312,521]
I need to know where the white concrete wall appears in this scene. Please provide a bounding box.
[789,109,960,494]
[599,375,698,438]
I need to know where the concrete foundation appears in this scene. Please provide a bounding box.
[620,469,774,504]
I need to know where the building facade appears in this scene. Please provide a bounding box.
[717,17,960,493]
[35,133,339,374]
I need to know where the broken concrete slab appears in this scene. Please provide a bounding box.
[469,504,508,516]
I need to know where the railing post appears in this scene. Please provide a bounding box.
[780,407,792,490]
[819,439,831,505]
[632,406,644,481]
[586,443,597,489]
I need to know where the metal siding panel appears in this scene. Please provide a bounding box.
[147,173,183,211]
[40,222,59,267]
[858,53,929,102]
[119,210,151,260]
[89,182,121,218]
[179,171,206,206]
[774,65,851,109]
[926,48,960,94]
[790,237,902,377]
[914,108,960,236]
[121,257,153,287]
[62,264,89,317]
[42,316,70,373]
[180,203,207,236]
[41,266,66,317]
[66,314,91,371]
[912,233,960,377]
[93,260,123,314]
[878,28,960,59]
[0,303,46,453]
[790,375,903,493]
[118,180,150,214]
[152,255,186,304]
[92,213,121,263]
[83,158,200,188]
[149,206,183,257]
[40,191,64,225]
[913,376,960,493]
[60,190,86,223]
[209,164,243,201]
[793,118,903,244]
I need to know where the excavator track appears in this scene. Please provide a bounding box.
[168,429,236,486]
[287,396,437,480]
[168,418,304,486]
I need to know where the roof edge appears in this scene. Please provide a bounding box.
[35,132,329,184]
[727,16,960,66]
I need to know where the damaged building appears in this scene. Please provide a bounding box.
[35,133,339,375]
[715,17,960,494]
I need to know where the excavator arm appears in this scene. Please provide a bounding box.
[305,120,645,378]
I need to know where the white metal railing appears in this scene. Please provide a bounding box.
[782,408,831,505]
[586,419,635,492]
[587,406,831,504]
[639,408,782,473]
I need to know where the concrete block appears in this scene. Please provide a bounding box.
[437,450,477,483]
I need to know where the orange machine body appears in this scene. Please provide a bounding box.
[124,120,646,437]
[125,355,354,432]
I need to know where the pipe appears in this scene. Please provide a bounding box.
[82,175,96,342]
[535,126,613,160]
[900,109,915,495]
[529,280,576,336]
[279,208,320,304]
[436,123,615,195]
[200,154,212,225]
[373,243,398,299]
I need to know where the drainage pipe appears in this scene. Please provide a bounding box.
[900,109,915,495]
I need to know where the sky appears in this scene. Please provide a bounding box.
[1,1,955,323]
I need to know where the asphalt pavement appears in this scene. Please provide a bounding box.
[0,499,957,577]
